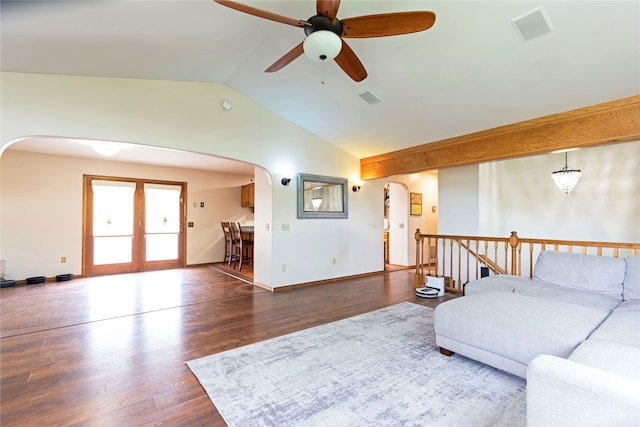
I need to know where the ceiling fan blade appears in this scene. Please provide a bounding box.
[214,0,309,28]
[341,11,436,38]
[334,40,367,82]
[316,0,340,22]
[265,42,305,73]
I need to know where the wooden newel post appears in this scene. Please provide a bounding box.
[415,229,425,286]
[509,231,519,275]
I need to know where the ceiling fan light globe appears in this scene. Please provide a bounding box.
[303,30,342,62]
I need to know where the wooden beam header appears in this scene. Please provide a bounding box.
[360,95,640,180]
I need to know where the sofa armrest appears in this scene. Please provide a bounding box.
[527,355,640,427]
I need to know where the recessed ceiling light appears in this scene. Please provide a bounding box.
[92,141,121,156]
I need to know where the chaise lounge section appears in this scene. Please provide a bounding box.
[433,250,640,426]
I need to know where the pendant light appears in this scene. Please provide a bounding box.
[551,152,582,196]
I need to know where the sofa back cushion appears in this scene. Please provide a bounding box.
[533,251,625,298]
[623,256,640,300]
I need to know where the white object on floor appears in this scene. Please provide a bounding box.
[427,275,445,296]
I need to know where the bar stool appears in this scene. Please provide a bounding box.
[220,221,232,265]
[238,223,254,270]
[229,222,243,270]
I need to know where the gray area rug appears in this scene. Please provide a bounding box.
[187,302,526,426]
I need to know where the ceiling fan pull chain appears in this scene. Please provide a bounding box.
[321,61,326,85]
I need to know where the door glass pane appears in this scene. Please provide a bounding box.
[92,181,135,265]
[94,236,133,265]
[146,234,178,261]
[144,184,181,261]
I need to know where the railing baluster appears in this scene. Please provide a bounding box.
[528,243,534,278]
[457,238,462,291]
[474,240,479,279]
[465,239,470,288]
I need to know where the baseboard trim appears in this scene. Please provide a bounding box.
[253,281,273,292]
[272,270,386,292]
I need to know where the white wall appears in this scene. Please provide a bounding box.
[253,166,273,287]
[439,142,640,242]
[0,72,382,288]
[0,150,254,280]
[438,164,480,236]
[480,141,640,242]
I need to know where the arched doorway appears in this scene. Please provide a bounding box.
[384,182,410,270]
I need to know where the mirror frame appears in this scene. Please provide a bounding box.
[296,173,348,219]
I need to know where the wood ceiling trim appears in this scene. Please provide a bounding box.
[360,95,640,180]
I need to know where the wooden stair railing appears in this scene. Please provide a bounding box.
[459,241,506,275]
[415,230,640,293]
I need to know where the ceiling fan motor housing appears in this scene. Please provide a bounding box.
[304,15,343,37]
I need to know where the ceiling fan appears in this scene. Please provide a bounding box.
[213,0,436,82]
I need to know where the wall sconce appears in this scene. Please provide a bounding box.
[352,185,361,192]
[281,177,291,186]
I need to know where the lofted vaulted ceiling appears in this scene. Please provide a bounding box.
[1,1,639,169]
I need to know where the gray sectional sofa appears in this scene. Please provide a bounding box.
[433,250,640,426]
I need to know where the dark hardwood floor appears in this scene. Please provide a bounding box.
[0,266,456,426]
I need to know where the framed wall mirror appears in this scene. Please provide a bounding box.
[297,173,348,219]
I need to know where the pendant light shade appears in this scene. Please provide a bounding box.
[311,197,323,210]
[551,152,582,196]
[303,30,342,62]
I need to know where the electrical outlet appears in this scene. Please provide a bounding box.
[61,256,67,263]
[265,223,270,231]
[332,258,336,265]
[281,224,290,231]
[282,264,286,272]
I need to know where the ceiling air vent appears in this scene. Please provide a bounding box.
[358,90,382,105]
[512,6,554,41]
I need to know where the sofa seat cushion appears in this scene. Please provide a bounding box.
[534,250,625,298]
[464,275,532,296]
[434,292,609,368]
[624,256,640,300]
[569,340,640,382]
[588,304,640,347]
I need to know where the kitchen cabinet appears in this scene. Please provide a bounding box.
[241,183,254,208]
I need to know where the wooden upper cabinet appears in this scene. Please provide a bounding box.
[241,183,254,208]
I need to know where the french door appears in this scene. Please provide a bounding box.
[83,176,186,276]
